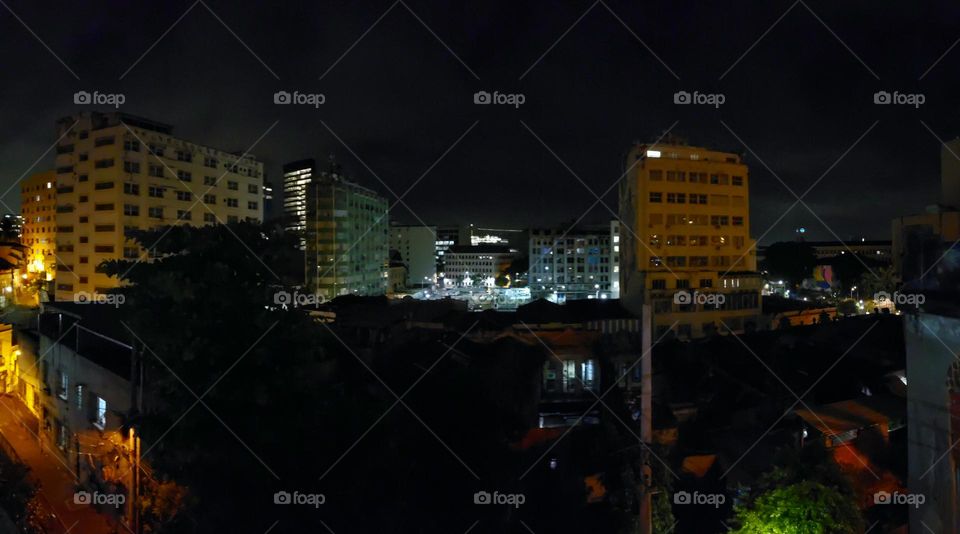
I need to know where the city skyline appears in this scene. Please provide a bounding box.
[1,1,958,242]
[0,3,954,533]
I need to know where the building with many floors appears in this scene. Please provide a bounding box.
[619,140,761,339]
[52,112,264,301]
[282,159,316,244]
[442,244,515,287]
[305,173,389,299]
[21,171,57,277]
[389,224,437,288]
[757,239,892,264]
[528,223,617,302]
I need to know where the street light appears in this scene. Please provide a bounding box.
[849,285,857,298]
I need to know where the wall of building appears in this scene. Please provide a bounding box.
[305,176,388,299]
[21,171,57,280]
[529,226,615,302]
[904,312,960,532]
[389,225,437,287]
[619,143,761,338]
[53,112,264,301]
[442,248,514,287]
[892,211,960,284]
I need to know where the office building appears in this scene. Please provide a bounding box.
[758,239,892,264]
[0,214,23,240]
[892,138,960,285]
[305,174,389,299]
[619,140,762,339]
[529,223,616,302]
[262,179,275,220]
[282,159,315,240]
[52,112,264,301]
[442,245,515,287]
[610,220,621,298]
[389,224,437,288]
[463,225,527,248]
[435,225,460,276]
[21,171,57,278]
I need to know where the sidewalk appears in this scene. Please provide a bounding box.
[0,395,119,534]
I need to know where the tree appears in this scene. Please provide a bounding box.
[99,223,345,532]
[837,299,858,316]
[731,444,864,533]
[855,266,898,301]
[99,222,552,533]
[0,450,38,530]
[731,480,863,534]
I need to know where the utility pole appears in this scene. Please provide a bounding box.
[128,428,140,533]
[639,303,652,534]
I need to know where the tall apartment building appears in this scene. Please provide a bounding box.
[305,174,388,299]
[0,214,23,240]
[610,220,621,298]
[389,224,437,288]
[435,225,460,276]
[282,159,315,241]
[619,141,761,339]
[21,171,57,277]
[529,223,616,302]
[52,112,264,301]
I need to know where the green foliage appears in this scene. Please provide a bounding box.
[139,480,188,533]
[0,449,37,527]
[837,299,858,316]
[100,222,548,533]
[731,444,864,534]
[855,266,898,301]
[731,480,862,534]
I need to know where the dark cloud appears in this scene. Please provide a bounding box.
[0,0,957,242]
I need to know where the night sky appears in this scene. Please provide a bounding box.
[1,1,958,243]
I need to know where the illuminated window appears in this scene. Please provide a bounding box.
[95,397,107,429]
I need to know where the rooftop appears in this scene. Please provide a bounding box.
[446,245,513,254]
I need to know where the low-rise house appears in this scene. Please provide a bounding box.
[794,395,905,448]
[14,303,139,493]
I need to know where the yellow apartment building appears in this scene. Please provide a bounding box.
[52,112,264,301]
[21,170,57,278]
[619,141,762,339]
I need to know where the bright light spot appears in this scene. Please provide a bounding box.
[646,150,661,158]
